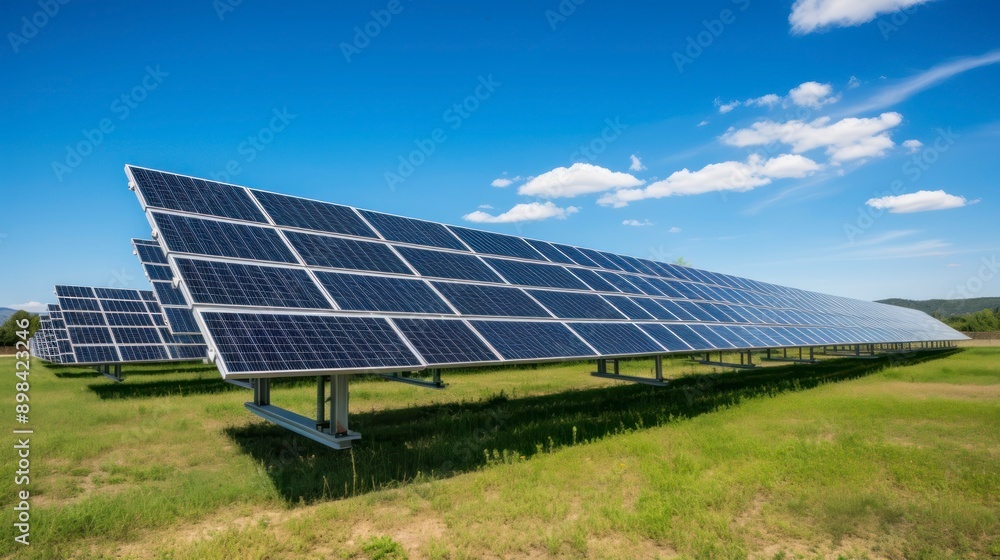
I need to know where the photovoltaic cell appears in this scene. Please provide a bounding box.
[433,282,550,318]
[447,226,544,260]
[484,258,589,290]
[665,324,713,350]
[202,312,421,374]
[601,295,655,320]
[469,321,596,360]
[176,258,332,309]
[285,231,412,274]
[130,167,267,222]
[527,290,626,320]
[396,247,503,283]
[391,318,498,364]
[119,345,169,362]
[359,210,467,250]
[686,324,737,349]
[252,190,377,238]
[152,282,188,306]
[524,240,576,265]
[568,322,663,355]
[637,324,692,351]
[629,297,679,321]
[153,212,297,263]
[567,268,620,292]
[315,272,453,314]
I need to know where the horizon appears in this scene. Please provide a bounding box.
[2,1,998,311]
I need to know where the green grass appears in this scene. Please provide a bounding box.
[0,348,997,559]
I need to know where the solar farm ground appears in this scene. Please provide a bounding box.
[1,348,998,559]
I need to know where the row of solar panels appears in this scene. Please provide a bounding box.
[31,285,207,366]
[124,166,966,380]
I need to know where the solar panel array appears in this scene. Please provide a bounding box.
[32,315,60,362]
[126,166,966,380]
[55,285,207,365]
[132,238,203,335]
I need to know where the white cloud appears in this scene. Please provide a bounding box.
[847,75,862,89]
[843,50,1000,115]
[477,204,494,210]
[746,93,782,107]
[902,139,923,153]
[946,263,962,267]
[788,81,840,108]
[668,226,682,234]
[463,202,580,223]
[490,175,522,188]
[622,219,653,227]
[629,154,646,172]
[597,154,821,207]
[518,163,644,198]
[6,301,47,313]
[866,190,975,213]
[721,112,903,163]
[697,119,710,127]
[789,0,933,34]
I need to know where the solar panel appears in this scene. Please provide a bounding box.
[124,165,967,382]
[133,239,203,335]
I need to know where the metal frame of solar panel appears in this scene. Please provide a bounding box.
[32,315,60,363]
[45,304,76,364]
[126,165,967,449]
[56,284,207,381]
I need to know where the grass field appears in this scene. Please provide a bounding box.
[1,348,997,559]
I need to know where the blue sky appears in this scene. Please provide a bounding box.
[1,0,998,311]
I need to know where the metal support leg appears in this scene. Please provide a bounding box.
[612,359,620,375]
[330,374,350,437]
[253,378,270,406]
[316,376,326,428]
[654,355,663,382]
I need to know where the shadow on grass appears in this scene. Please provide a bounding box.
[225,349,959,504]
[87,377,248,399]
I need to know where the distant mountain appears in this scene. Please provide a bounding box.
[877,297,1000,318]
[0,308,16,323]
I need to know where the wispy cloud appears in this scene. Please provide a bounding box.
[840,50,1000,115]
[668,226,682,234]
[715,81,838,114]
[622,219,653,227]
[5,301,48,313]
[491,174,522,188]
[463,201,580,223]
[789,0,934,34]
[866,190,977,213]
[722,112,902,163]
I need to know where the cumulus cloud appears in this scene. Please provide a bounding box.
[629,154,646,172]
[789,0,933,34]
[622,219,653,227]
[518,163,644,198]
[6,301,47,313]
[788,81,840,108]
[463,202,580,223]
[866,190,975,213]
[597,154,821,207]
[902,139,923,153]
[490,175,522,188]
[477,204,494,210]
[721,112,903,163]
[668,226,682,234]
[847,75,862,89]
[747,93,782,107]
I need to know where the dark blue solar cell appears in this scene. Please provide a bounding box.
[69,327,113,345]
[100,299,147,313]
[396,247,503,282]
[548,243,600,267]
[144,264,174,282]
[447,226,544,260]
[358,210,467,250]
[644,278,684,298]
[596,272,641,294]
[469,321,596,360]
[177,258,332,309]
[62,312,107,326]
[315,272,453,314]
[599,252,642,273]
[285,231,411,274]
[643,261,681,279]
[164,307,201,334]
[626,257,665,277]
[484,258,589,290]
[568,322,663,355]
[701,303,737,323]
[75,345,120,364]
[153,282,188,306]
[106,313,153,327]
[524,240,576,265]
[56,285,95,298]
[527,290,626,320]
[130,166,267,222]
[658,299,697,321]
[432,283,550,318]
[728,325,766,347]
[112,327,163,345]
[135,243,169,265]
[567,267,620,292]
[46,304,60,312]
[629,297,679,321]
[760,327,794,347]
[392,318,499,364]
[119,345,169,362]
[170,345,208,360]
[602,295,655,320]
[145,301,163,315]
[140,290,157,302]
[153,212,297,263]
[664,324,714,350]
[675,301,714,322]
[202,312,420,374]
[621,275,664,296]
[59,297,101,311]
[687,324,737,349]
[745,326,781,347]
[638,324,692,351]
[577,248,621,270]
[252,190,377,238]
[717,326,754,347]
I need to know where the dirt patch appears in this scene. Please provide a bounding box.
[851,381,1000,401]
[586,535,679,559]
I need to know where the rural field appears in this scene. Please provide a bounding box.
[1,348,998,559]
